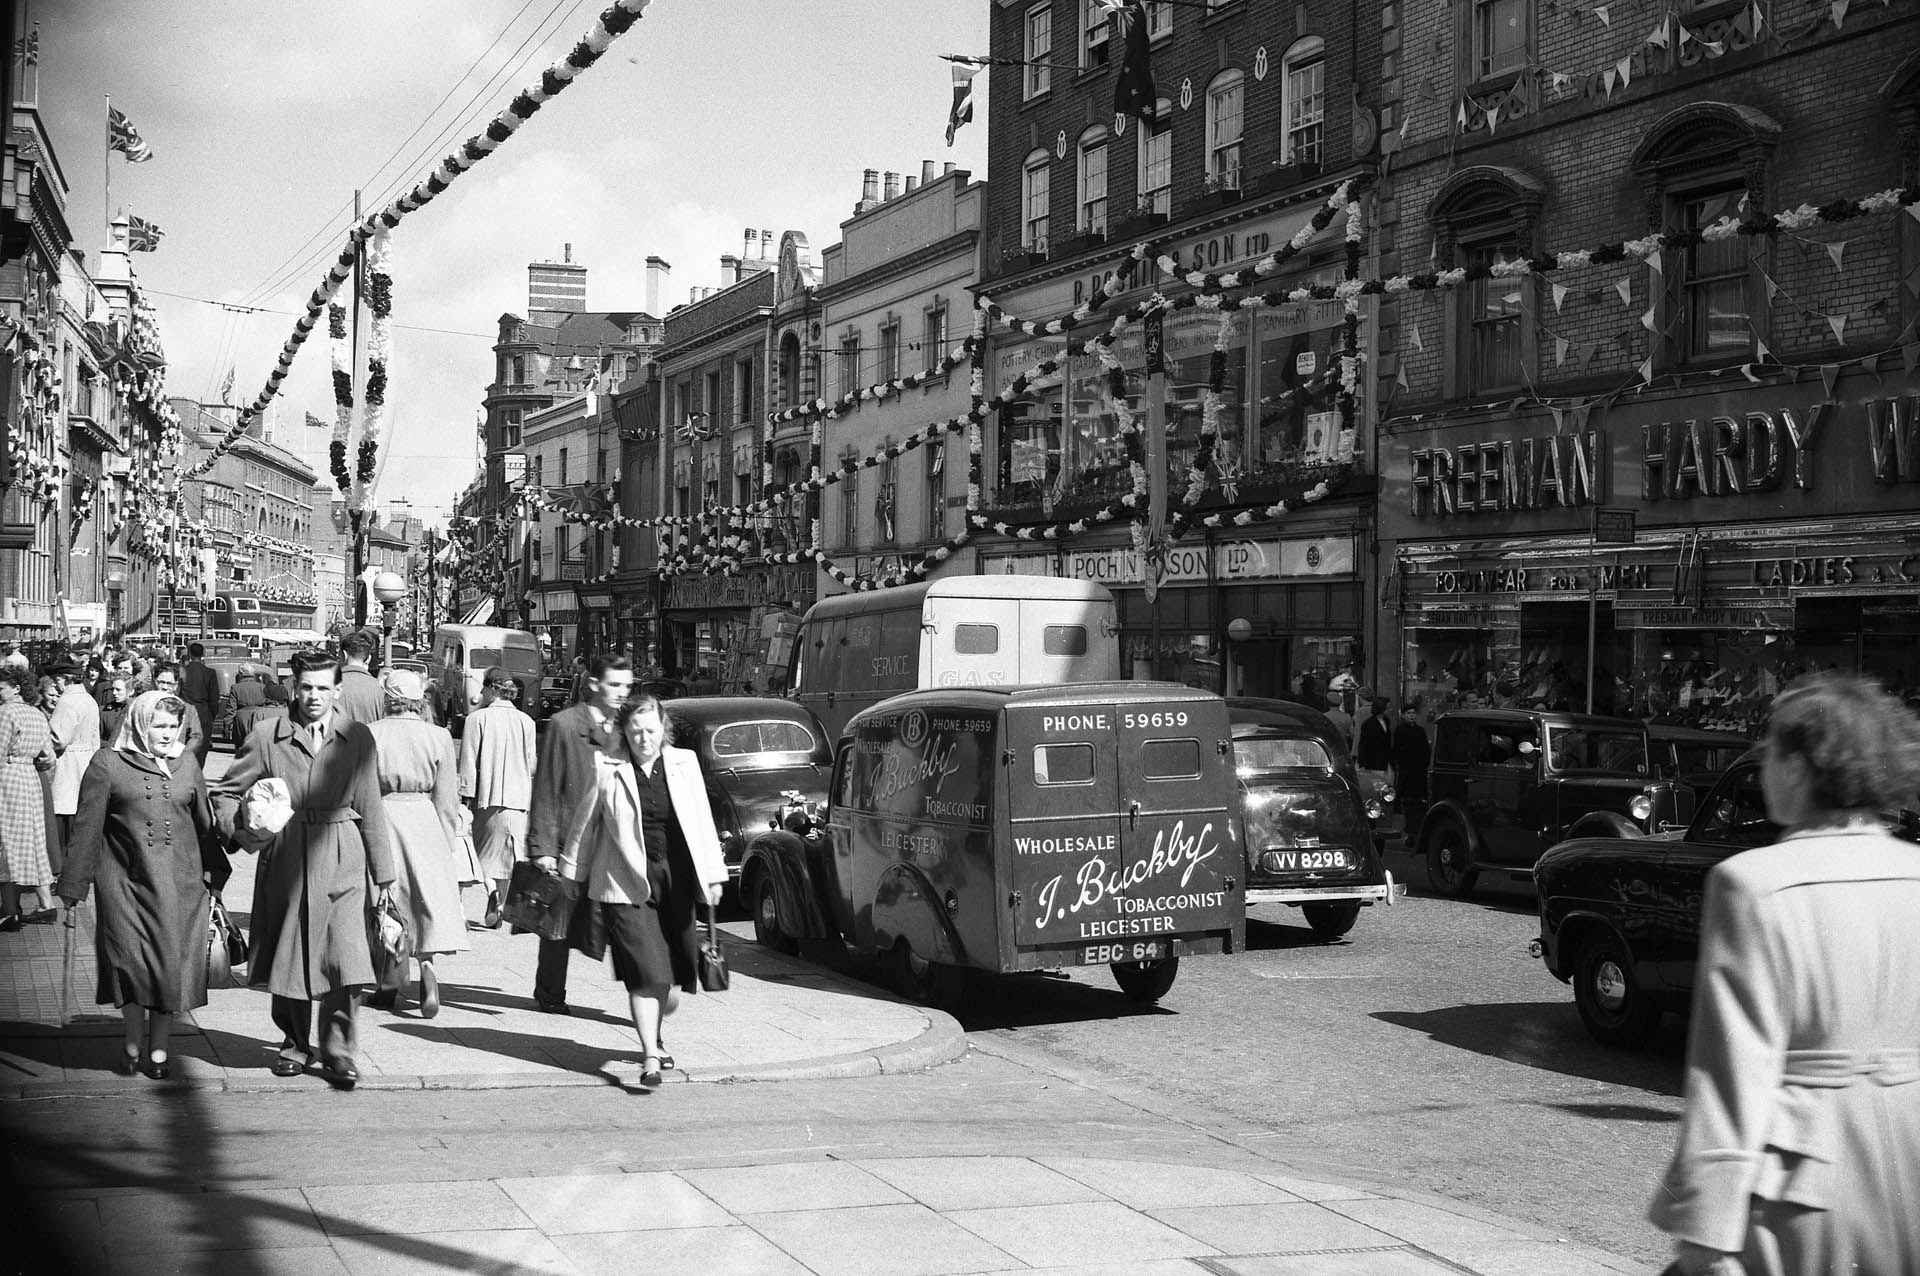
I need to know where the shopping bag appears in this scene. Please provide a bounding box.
[501,860,575,942]
[698,901,729,992]
[206,896,241,991]
[366,896,412,992]
[211,893,248,968]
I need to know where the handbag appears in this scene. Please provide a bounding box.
[502,860,576,942]
[698,900,730,992]
[206,895,243,990]
[211,893,248,968]
[366,895,412,992]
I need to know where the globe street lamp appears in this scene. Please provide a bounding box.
[372,570,407,667]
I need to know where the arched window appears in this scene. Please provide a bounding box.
[1428,165,1546,398]
[1205,70,1244,189]
[1076,126,1109,236]
[1135,98,1173,217]
[1279,37,1325,168]
[778,331,802,408]
[1021,148,1052,253]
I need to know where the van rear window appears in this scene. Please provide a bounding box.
[954,623,1000,655]
[1042,625,1087,656]
[1033,743,1095,785]
[1141,738,1201,779]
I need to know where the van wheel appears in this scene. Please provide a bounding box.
[890,939,966,1010]
[1424,822,1479,898]
[751,874,799,956]
[1572,931,1660,1049]
[1302,902,1361,941]
[1110,956,1179,1002]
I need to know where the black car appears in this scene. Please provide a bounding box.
[662,696,833,902]
[1532,751,1779,1047]
[1417,709,1688,898]
[1646,723,1751,803]
[1228,697,1399,941]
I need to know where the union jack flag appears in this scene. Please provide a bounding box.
[127,213,164,251]
[108,106,153,163]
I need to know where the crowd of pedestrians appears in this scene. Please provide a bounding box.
[0,631,727,1093]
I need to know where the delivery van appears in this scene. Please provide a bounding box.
[741,682,1245,1006]
[429,623,543,735]
[791,576,1120,744]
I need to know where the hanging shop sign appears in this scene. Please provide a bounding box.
[665,563,814,612]
[1062,536,1356,587]
[1614,605,1791,631]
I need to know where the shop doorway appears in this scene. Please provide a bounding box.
[1518,601,1625,714]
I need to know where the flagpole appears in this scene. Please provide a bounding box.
[103,93,110,241]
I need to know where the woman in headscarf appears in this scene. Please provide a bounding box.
[364,668,469,1017]
[1652,673,1920,1275]
[54,691,229,1078]
[0,664,57,931]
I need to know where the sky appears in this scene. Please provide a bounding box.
[33,0,992,527]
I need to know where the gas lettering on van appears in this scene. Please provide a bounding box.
[935,669,1007,686]
[1041,713,1109,733]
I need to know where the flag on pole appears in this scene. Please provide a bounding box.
[305,411,328,430]
[1111,0,1156,127]
[108,106,154,162]
[946,61,982,146]
[219,368,235,404]
[127,213,164,251]
[14,28,38,66]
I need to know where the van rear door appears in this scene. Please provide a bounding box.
[1013,600,1117,685]
[1005,704,1122,957]
[924,594,1019,689]
[1113,696,1241,952]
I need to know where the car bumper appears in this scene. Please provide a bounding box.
[1245,872,1403,908]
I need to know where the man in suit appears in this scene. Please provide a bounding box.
[331,629,386,726]
[179,642,222,764]
[525,652,632,1013]
[460,668,537,929]
[214,649,396,1088]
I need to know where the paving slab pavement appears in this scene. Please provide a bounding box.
[0,835,962,1096]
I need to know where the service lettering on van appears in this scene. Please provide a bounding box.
[871,654,913,679]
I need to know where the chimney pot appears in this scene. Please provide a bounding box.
[761,230,773,259]
[922,160,937,184]
[905,175,918,192]
[645,256,670,316]
[944,162,957,176]
[861,169,880,202]
[721,254,740,283]
[883,171,901,200]
[564,242,572,264]
[743,228,757,258]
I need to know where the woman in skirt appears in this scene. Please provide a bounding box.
[0,664,57,931]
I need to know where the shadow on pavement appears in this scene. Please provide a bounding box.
[1371,1002,1687,1095]
[1550,1100,1681,1123]
[379,1021,646,1086]
[1244,916,1345,950]
[957,972,1177,1031]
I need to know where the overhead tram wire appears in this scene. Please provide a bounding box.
[239,0,588,313]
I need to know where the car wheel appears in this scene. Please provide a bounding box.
[1302,902,1361,941]
[1572,931,1661,1049]
[1424,822,1480,898]
[751,873,799,956]
[889,939,966,1009]
[1110,955,1179,1002]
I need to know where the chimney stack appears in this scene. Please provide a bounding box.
[645,256,670,315]
[905,174,918,193]
[883,171,901,200]
[944,161,957,176]
[760,229,773,259]
[563,242,573,264]
[743,228,757,259]
[922,159,937,185]
[721,254,740,283]
[858,168,880,212]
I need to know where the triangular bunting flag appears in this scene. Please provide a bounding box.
[1645,251,1663,275]
[1751,2,1764,34]
[1594,4,1612,26]
[1553,282,1568,311]
[1859,352,1881,377]
[1909,201,1920,225]
[1647,18,1670,48]
[1457,100,1469,129]
[1641,307,1658,332]
[1638,356,1655,385]
[1826,314,1848,344]
[1831,0,1849,27]
[1763,274,1781,303]
[1820,363,1841,398]
[1550,71,1571,94]
[1485,103,1500,134]
[1399,111,1413,140]
[1615,278,1633,306]
[1555,336,1570,366]
[1702,38,1725,55]
[1756,339,1773,364]
[1617,56,1634,88]
[1903,343,1920,375]
[1742,363,1761,384]
[1677,23,1692,45]
[1410,322,1424,353]
[1396,365,1410,390]
[1603,67,1618,97]
[1826,240,1847,272]
[1550,405,1566,432]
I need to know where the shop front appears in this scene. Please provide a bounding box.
[1381,371,1920,734]
[980,527,1363,698]
[660,561,815,693]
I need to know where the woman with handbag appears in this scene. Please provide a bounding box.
[54,691,229,1078]
[364,670,470,1018]
[547,694,728,1088]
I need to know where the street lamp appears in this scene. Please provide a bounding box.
[372,570,407,667]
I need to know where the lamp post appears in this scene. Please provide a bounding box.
[372,570,407,668]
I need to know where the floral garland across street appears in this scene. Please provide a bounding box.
[328,303,352,494]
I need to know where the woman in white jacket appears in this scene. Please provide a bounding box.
[1651,673,1920,1276]
[558,693,727,1089]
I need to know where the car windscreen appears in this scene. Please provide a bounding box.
[501,646,542,674]
[709,719,819,759]
[1546,726,1647,774]
[1675,742,1747,775]
[1232,734,1334,772]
